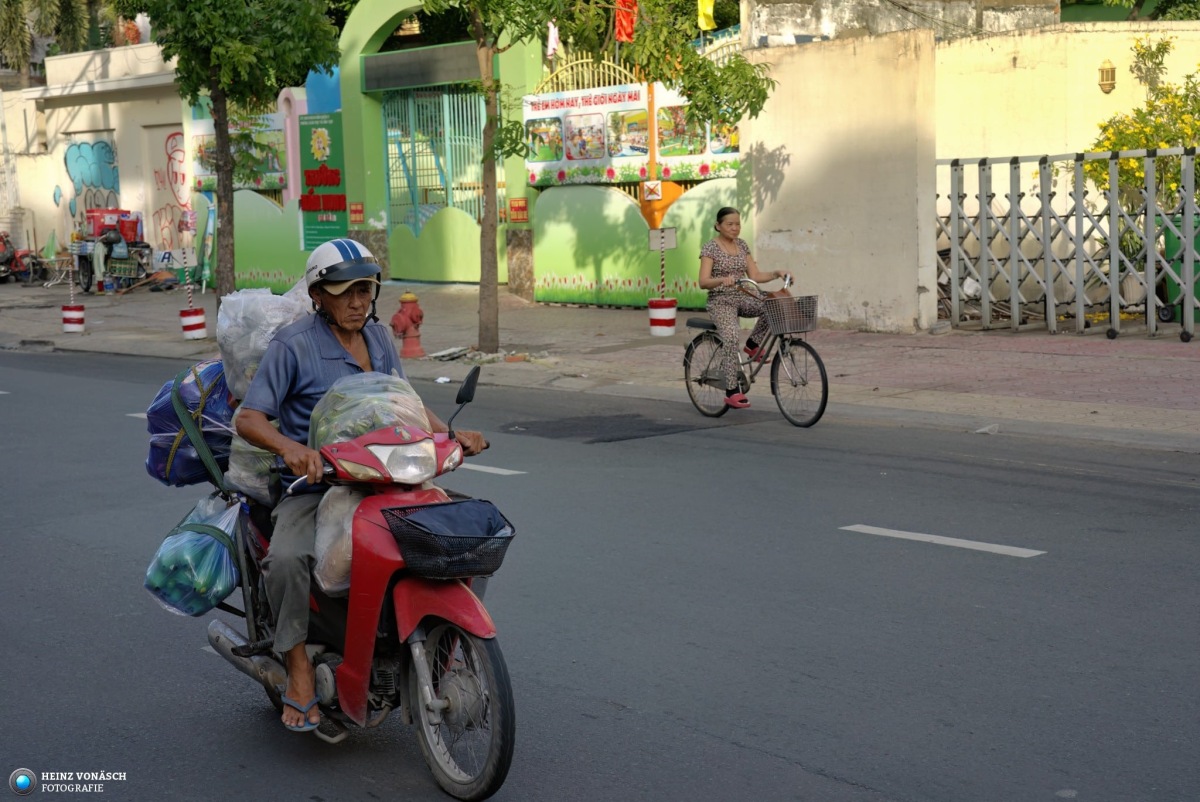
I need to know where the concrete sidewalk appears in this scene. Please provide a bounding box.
[2,278,1199,451]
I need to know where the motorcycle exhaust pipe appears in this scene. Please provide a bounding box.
[206,619,288,689]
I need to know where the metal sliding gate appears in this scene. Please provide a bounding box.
[936,147,1197,341]
[380,86,504,236]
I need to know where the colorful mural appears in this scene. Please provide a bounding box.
[192,112,287,192]
[532,178,746,307]
[148,127,189,250]
[523,83,740,187]
[59,139,121,225]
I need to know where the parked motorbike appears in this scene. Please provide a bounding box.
[0,231,45,283]
[207,366,516,801]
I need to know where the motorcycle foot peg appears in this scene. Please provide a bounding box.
[231,638,273,658]
[313,718,349,745]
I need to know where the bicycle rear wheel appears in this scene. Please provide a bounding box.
[684,332,730,417]
[771,338,828,427]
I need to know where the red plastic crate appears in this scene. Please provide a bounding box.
[85,208,130,237]
[118,217,139,243]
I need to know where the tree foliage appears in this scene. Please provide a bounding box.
[422,0,774,352]
[113,0,340,299]
[0,0,93,75]
[1085,37,1199,206]
[1088,0,1200,19]
[559,0,772,130]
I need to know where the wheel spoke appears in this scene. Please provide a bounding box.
[412,622,514,798]
[771,340,828,427]
[685,334,732,417]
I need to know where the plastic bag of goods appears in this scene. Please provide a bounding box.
[309,373,430,450]
[225,407,278,505]
[314,486,369,595]
[146,359,235,487]
[144,497,240,616]
[217,280,310,400]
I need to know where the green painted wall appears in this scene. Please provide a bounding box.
[339,0,416,230]
[232,189,308,292]
[532,178,749,309]
[388,206,508,283]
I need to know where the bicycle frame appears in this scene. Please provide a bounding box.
[683,277,828,426]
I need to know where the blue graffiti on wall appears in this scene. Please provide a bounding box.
[63,140,121,218]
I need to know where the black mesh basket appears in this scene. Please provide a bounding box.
[382,499,515,579]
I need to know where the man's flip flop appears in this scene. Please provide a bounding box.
[281,695,320,732]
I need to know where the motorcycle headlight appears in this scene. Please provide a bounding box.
[367,441,438,484]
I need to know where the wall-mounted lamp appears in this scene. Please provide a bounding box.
[1099,59,1116,94]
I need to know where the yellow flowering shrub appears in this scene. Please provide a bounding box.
[1084,40,1200,208]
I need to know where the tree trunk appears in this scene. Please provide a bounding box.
[209,82,236,302]
[473,11,500,354]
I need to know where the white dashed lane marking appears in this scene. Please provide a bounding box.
[840,524,1046,558]
[460,464,526,476]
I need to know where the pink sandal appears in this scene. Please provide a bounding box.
[725,392,751,409]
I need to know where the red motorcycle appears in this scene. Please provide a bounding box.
[207,367,516,801]
[0,231,45,283]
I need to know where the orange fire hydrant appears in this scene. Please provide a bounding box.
[390,291,426,358]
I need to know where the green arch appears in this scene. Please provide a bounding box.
[338,0,422,228]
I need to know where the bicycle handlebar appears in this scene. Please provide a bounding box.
[735,274,793,297]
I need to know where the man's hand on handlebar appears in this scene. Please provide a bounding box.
[280,441,326,485]
[455,429,489,457]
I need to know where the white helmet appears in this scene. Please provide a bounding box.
[304,238,381,297]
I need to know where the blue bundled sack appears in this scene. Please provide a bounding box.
[145,497,240,617]
[146,359,234,487]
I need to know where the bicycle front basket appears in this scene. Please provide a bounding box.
[763,295,818,336]
[382,499,515,579]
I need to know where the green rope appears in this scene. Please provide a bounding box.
[168,364,229,494]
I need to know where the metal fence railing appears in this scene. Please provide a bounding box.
[936,148,1197,341]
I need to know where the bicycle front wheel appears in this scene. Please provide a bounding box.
[684,332,730,417]
[771,339,828,427]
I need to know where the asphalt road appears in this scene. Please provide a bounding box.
[1,351,1197,802]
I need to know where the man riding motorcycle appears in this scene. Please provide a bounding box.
[234,238,486,731]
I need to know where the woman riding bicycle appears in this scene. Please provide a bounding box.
[698,206,793,409]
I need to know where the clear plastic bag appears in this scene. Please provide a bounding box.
[145,360,234,487]
[314,486,368,596]
[144,500,240,617]
[225,407,278,505]
[309,373,429,450]
[217,280,310,400]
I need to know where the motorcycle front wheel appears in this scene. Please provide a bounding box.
[411,621,515,801]
[78,255,94,293]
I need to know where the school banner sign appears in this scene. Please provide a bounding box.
[523,83,739,187]
[298,113,348,250]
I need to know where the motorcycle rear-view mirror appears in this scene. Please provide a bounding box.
[446,366,481,439]
[456,366,481,406]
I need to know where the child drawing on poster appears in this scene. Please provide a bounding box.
[564,113,606,161]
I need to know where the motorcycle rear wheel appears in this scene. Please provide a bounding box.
[411,621,515,801]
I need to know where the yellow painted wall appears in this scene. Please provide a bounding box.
[936,21,1200,159]
[745,30,939,332]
